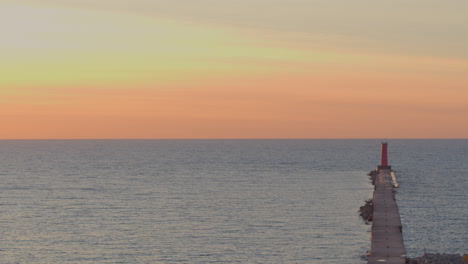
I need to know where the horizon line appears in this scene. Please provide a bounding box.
[1,138,467,140]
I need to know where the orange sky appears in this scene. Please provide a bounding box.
[1,0,468,139]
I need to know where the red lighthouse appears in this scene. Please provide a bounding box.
[381,142,388,166]
[378,142,391,170]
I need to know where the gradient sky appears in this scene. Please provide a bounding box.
[1,0,468,139]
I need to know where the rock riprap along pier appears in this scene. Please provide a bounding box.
[406,253,468,264]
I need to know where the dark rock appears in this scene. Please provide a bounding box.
[360,251,370,261]
[406,253,465,264]
[368,170,378,185]
[359,199,373,222]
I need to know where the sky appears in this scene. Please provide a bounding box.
[1,0,467,139]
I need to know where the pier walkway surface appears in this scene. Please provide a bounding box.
[367,169,406,264]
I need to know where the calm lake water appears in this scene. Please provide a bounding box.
[0,139,466,263]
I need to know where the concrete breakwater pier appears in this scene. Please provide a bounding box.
[367,168,406,263]
[367,143,406,264]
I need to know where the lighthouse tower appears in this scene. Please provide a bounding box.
[378,142,392,170]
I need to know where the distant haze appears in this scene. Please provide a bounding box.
[1,0,467,139]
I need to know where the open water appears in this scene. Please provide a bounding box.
[0,139,466,263]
